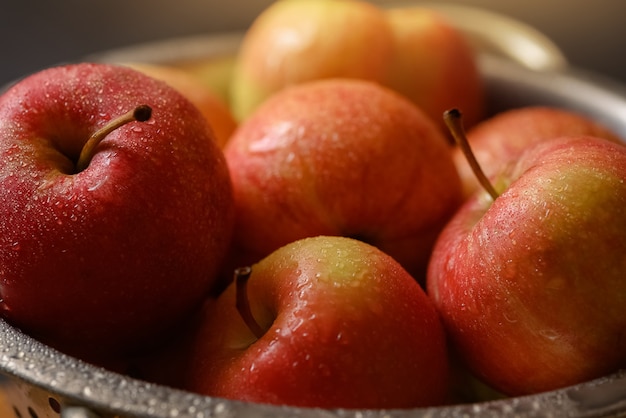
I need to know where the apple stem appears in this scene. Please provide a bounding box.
[444,108,500,200]
[75,104,152,173]
[235,266,265,339]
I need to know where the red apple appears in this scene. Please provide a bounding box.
[229,0,395,121]
[428,114,626,395]
[384,6,485,131]
[179,235,449,409]
[224,78,462,280]
[454,106,623,198]
[0,63,234,363]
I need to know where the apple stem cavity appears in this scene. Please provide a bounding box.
[235,266,265,339]
[75,104,152,173]
[444,108,500,200]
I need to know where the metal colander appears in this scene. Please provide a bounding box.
[1,315,626,418]
[2,15,626,418]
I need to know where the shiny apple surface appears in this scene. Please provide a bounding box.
[0,31,625,417]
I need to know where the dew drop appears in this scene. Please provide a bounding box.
[0,299,8,315]
[539,329,560,341]
[503,312,518,323]
[87,176,108,191]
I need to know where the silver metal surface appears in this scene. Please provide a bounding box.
[1,314,625,417]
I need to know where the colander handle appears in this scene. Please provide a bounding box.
[61,405,101,418]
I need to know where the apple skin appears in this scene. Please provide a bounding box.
[121,62,238,148]
[0,63,234,362]
[384,6,485,132]
[229,0,394,121]
[179,236,450,409]
[427,135,626,396]
[175,55,236,107]
[454,106,623,198]
[224,78,462,280]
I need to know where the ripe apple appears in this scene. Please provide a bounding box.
[224,78,462,280]
[229,0,395,121]
[384,6,485,131]
[428,113,626,395]
[454,106,624,198]
[122,62,238,147]
[178,235,450,409]
[175,55,236,106]
[0,63,234,363]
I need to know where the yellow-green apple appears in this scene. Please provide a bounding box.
[454,106,624,198]
[224,78,462,281]
[384,6,485,131]
[0,63,234,363]
[428,116,626,395]
[122,62,238,147]
[175,55,236,106]
[229,0,395,121]
[179,236,450,408]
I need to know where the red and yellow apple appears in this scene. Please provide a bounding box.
[179,236,450,409]
[224,78,462,280]
[229,0,395,121]
[175,55,237,106]
[454,106,624,198]
[384,6,485,131]
[428,129,626,395]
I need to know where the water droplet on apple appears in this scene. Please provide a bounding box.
[368,299,384,315]
[131,126,143,133]
[503,312,518,323]
[87,175,108,191]
[317,362,332,377]
[0,299,9,315]
[334,331,352,347]
[539,329,560,341]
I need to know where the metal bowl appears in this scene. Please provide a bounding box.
[2,9,626,418]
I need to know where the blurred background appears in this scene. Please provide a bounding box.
[1,0,626,86]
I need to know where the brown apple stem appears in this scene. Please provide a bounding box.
[235,266,265,339]
[75,104,152,173]
[444,108,500,200]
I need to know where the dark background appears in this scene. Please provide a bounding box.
[1,0,626,86]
